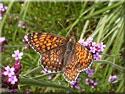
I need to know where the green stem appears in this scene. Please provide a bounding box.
[93,60,124,72]
[23,66,43,76]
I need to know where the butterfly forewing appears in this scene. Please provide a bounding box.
[75,42,92,72]
[28,32,68,54]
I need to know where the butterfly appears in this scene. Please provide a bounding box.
[28,32,93,82]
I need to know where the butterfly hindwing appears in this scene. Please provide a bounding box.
[63,50,79,82]
[40,45,66,72]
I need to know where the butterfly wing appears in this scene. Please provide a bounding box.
[28,32,68,54]
[40,45,66,72]
[63,42,93,82]
[75,42,93,72]
[28,32,68,72]
[63,59,79,82]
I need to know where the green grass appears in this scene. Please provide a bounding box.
[0,1,124,93]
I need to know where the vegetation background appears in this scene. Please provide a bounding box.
[0,0,124,93]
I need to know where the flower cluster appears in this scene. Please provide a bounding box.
[84,68,94,77]
[85,78,98,88]
[78,37,106,60]
[0,37,8,52]
[70,78,81,89]
[18,20,26,29]
[0,3,8,20]
[108,75,118,84]
[2,50,22,92]
[22,35,29,49]
[2,63,21,90]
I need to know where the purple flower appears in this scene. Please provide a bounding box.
[2,61,21,90]
[78,37,106,60]
[92,42,97,47]
[3,66,15,77]
[22,25,26,28]
[1,8,5,12]
[89,46,96,53]
[97,42,106,52]
[108,75,118,84]
[70,78,80,89]
[78,39,88,46]
[87,37,93,43]
[24,35,28,42]
[48,75,55,79]
[0,37,8,52]
[18,20,22,27]
[12,50,23,60]
[18,20,26,28]
[0,3,3,8]
[8,75,18,84]
[85,68,94,77]
[85,78,98,88]
[22,35,29,49]
[0,3,8,20]
[4,6,8,10]
[42,70,48,74]
[93,53,101,60]
[24,46,28,49]
[85,78,89,85]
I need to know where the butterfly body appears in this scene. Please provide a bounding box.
[28,32,93,82]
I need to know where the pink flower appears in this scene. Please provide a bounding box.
[2,61,21,90]
[12,50,23,60]
[108,75,118,84]
[22,35,29,50]
[22,25,25,28]
[0,37,5,43]
[24,35,28,42]
[0,3,8,20]
[97,42,106,52]
[89,46,96,53]
[87,37,93,43]
[85,78,98,88]
[3,66,15,77]
[70,78,80,89]
[8,75,18,84]
[18,20,26,28]
[93,53,101,60]
[78,39,88,46]
[85,68,94,77]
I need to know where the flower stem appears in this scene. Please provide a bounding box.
[93,60,124,72]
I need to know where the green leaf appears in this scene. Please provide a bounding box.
[20,77,72,91]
